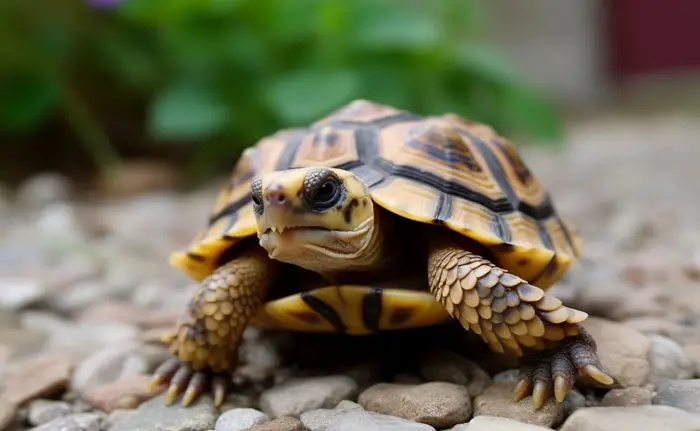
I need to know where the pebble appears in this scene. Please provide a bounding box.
[29,412,103,431]
[1,353,74,406]
[108,393,217,431]
[215,408,270,431]
[448,415,555,430]
[600,387,654,406]
[84,374,154,412]
[418,349,492,397]
[647,335,694,381]
[683,344,700,376]
[559,405,700,431]
[580,317,651,387]
[472,382,566,428]
[0,278,47,310]
[246,416,309,431]
[357,382,471,429]
[27,399,73,426]
[653,379,700,413]
[16,172,72,208]
[70,342,150,398]
[300,407,436,431]
[259,375,358,418]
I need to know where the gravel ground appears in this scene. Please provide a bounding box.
[1,113,700,431]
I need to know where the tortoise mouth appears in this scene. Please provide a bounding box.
[262,225,333,235]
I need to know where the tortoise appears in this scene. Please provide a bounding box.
[148,99,614,410]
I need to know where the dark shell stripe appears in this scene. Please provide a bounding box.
[175,100,579,287]
[249,285,452,334]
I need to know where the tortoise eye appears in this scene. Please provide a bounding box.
[250,176,263,207]
[311,179,341,210]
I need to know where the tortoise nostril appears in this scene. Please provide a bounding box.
[266,191,287,205]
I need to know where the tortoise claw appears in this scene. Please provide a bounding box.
[514,330,614,409]
[148,358,231,407]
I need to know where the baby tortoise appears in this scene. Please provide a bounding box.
[148,99,614,409]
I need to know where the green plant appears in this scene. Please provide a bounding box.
[0,0,564,182]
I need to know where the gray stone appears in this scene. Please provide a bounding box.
[70,341,150,397]
[580,317,651,387]
[648,335,694,381]
[601,387,654,406]
[30,412,102,431]
[448,415,555,430]
[215,408,269,431]
[559,405,700,431]
[16,172,72,208]
[300,408,435,431]
[108,394,217,431]
[472,382,565,428]
[653,379,700,413]
[357,382,471,429]
[259,376,358,418]
[0,278,47,310]
[27,399,73,426]
[418,350,492,397]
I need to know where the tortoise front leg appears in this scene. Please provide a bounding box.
[148,244,280,407]
[427,233,614,409]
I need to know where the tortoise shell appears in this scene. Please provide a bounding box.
[171,99,580,291]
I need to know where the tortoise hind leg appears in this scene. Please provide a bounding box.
[148,244,280,407]
[426,232,614,409]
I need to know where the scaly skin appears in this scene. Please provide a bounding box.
[148,244,280,406]
[426,233,614,409]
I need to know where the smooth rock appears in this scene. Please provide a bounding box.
[472,382,565,428]
[0,278,47,310]
[357,382,471,428]
[246,416,309,431]
[418,350,492,397]
[16,173,72,208]
[30,412,102,431]
[448,415,555,430]
[300,408,435,431]
[334,401,362,411]
[76,301,179,329]
[103,409,137,430]
[559,405,700,431]
[259,376,358,418]
[581,317,651,387]
[27,399,73,426]
[108,393,217,431]
[600,387,654,406]
[647,335,694,381]
[653,379,700,413]
[85,374,154,412]
[215,408,269,431]
[684,344,700,377]
[1,353,74,405]
[70,342,150,397]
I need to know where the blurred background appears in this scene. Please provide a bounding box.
[2,2,700,424]
[4,0,698,191]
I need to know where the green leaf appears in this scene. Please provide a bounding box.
[148,82,231,140]
[351,4,443,50]
[0,73,60,134]
[498,86,564,142]
[458,43,516,84]
[265,68,360,125]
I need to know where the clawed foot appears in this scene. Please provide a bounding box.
[147,358,231,407]
[513,328,614,409]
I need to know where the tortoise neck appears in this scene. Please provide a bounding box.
[316,206,395,281]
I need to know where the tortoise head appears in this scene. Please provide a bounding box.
[250,167,377,272]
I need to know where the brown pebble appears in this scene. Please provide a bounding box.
[85,374,156,412]
[601,387,654,407]
[1,353,74,406]
[247,416,310,431]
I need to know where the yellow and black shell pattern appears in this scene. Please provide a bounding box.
[171,99,581,291]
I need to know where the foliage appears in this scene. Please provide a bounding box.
[0,0,563,181]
